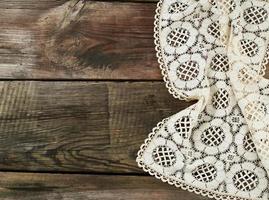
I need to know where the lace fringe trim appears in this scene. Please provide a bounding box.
[153,0,189,101]
[137,0,269,200]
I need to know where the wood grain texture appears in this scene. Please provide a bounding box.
[0,172,209,200]
[0,0,158,9]
[1,0,269,80]
[0,0,160,80]
[0,81,193,173]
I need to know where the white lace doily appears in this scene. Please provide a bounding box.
[137,0,269,200]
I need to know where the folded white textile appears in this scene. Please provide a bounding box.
[137,1,269,199]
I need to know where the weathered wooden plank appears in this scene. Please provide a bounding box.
[0,0,69,9]
[0,172,209,200]
[0,0,158,9]
[1,0,269,80]
[0,0,160,80]
[0,81,193,173]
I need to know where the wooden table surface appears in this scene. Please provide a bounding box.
[1,0,268,199]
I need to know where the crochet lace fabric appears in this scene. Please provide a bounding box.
[136,0,269,199]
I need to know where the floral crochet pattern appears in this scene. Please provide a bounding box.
[137,0,269,200]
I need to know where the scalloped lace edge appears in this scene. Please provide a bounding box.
[136,118,261,200]
[136,0,269,200]
[153,0,190,101]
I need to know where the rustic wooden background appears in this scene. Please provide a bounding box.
[1,0,268,199]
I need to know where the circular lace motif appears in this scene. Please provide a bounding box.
[176,61,199,81]
[226,163,267,198]
[243,6,268,25]
[152,146,176,167]
[167,28,190,48]
[168,53,205,90]
[161,21,198,55]
[210,54,229,72]
[240,39,259,57]
[193,119,232,155]
[140,137,185,176]
[184,156,225,190]
[200,13,224,45]
[192,163,217,182]
[233,170,259,191]
[241,1,269,31]
[201,126,225,147]
[234,33,266,64]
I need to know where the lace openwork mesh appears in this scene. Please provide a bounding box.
[245,101,266,121]
[168,2,188,13]
[167,28,190,47]
[174,116,191,138]
[201,126,225,146]
[192,163,217,182]
[210,54,230,72]
[176,61,199,81]
[233,170,259,192]
[137,0,269,200]
[212,89,230,109]
[243,6,268,25]
[240,39,259,57]
[243,133,256,153]
[152,146,176,167]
